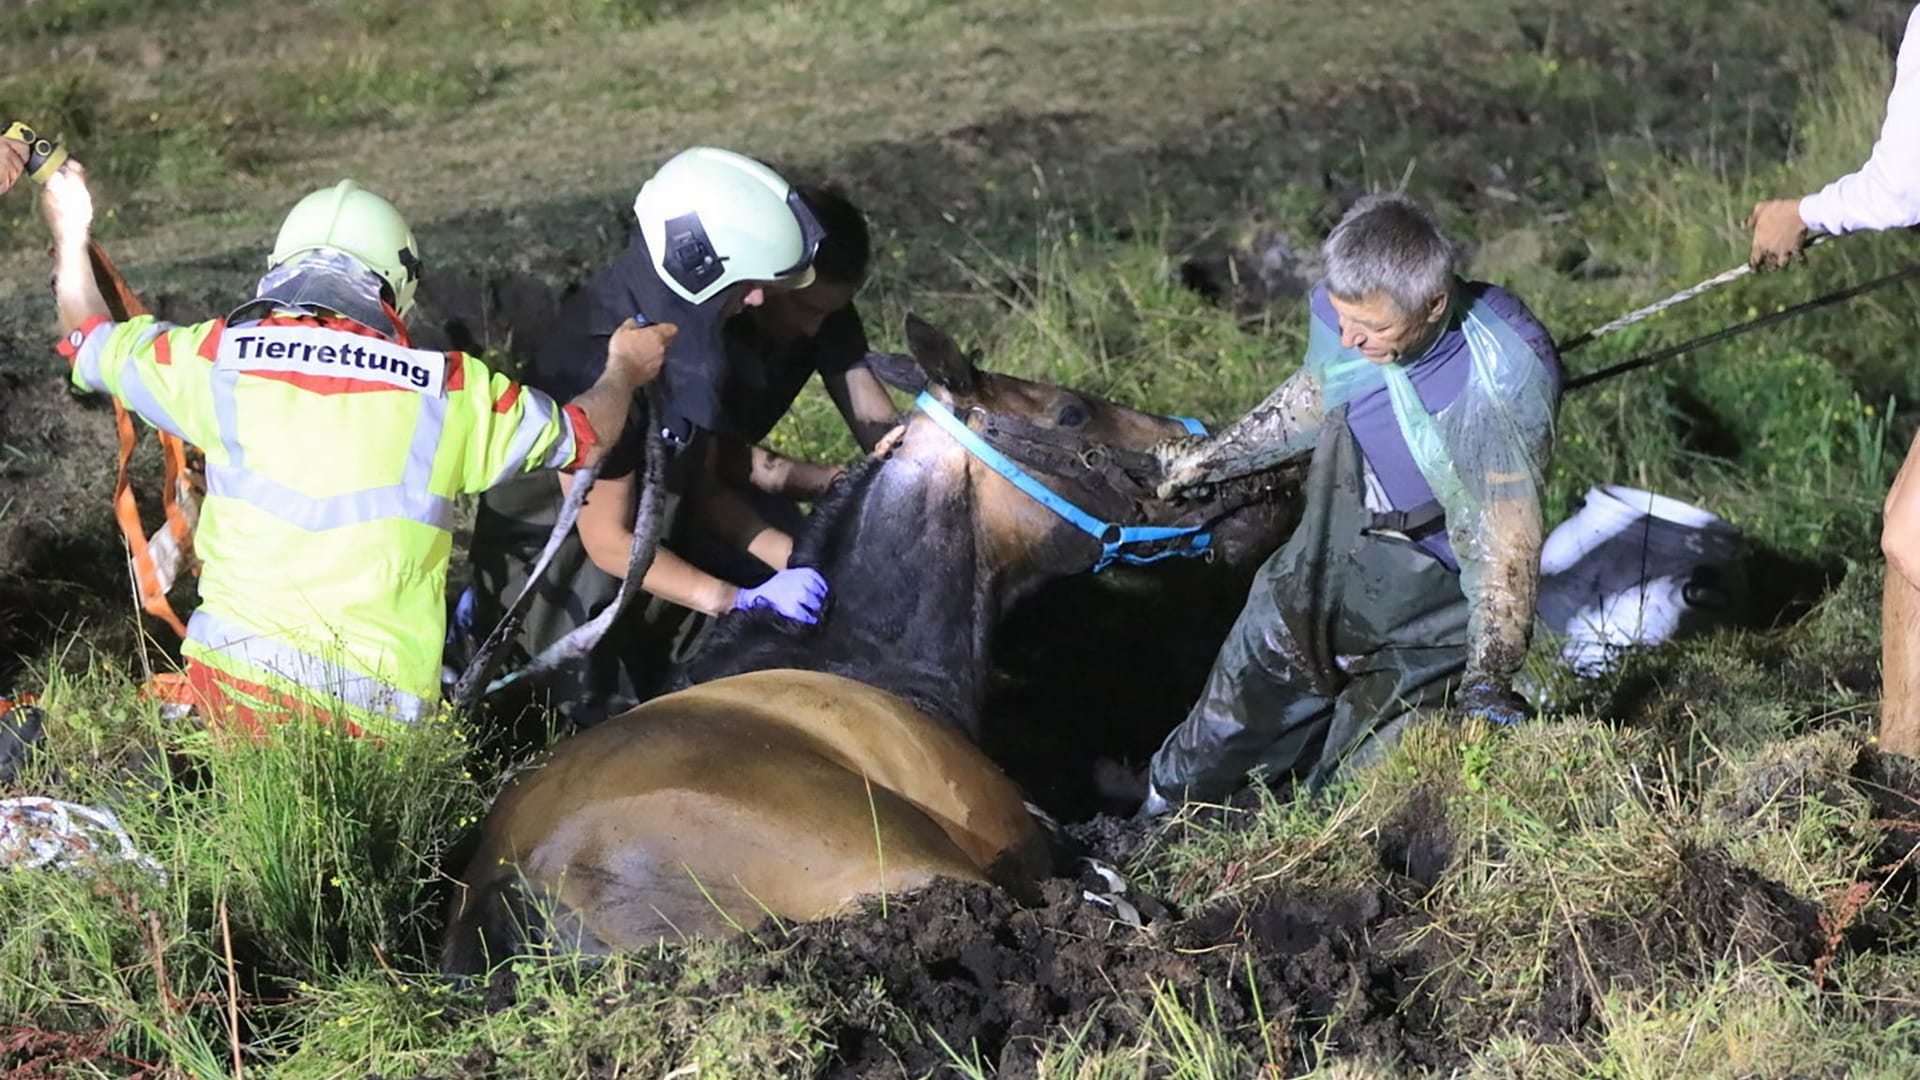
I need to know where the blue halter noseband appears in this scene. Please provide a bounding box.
[913,391,1213,573]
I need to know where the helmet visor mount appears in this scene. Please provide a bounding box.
[660,211,728,301]
[659,186,825,305]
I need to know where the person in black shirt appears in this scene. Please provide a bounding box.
[683,185,898,580]
[458,168,891,725]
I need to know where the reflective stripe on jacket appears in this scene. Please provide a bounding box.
[59,311,593,727]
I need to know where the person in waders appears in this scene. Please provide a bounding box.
[458,148,839,727]
[1139,193,1563,815]
[39,164,673,735]
[1746,4,1920,755]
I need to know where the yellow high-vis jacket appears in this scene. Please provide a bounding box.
[59,311,594,730]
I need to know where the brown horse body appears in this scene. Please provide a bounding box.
[442,317,1281,972]
[447,669,1046,958]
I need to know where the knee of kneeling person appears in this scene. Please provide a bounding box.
[1883,516,1920,589]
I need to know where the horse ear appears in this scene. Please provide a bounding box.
[904,312,977,393]
[862,350,929,394]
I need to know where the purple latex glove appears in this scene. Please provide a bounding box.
[733,567,830,624]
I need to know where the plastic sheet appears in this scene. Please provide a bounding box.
[1160,289,1559,686]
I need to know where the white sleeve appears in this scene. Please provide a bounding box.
[1799,7,1920,235]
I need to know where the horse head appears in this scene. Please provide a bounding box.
[866,313,1295,591]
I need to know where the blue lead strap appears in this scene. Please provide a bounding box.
[914,392,1211,572]
[1172,416,1208,436]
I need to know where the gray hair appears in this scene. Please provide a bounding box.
[1321,193,1458,318]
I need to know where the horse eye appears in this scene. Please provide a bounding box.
[1056,403,1088,428]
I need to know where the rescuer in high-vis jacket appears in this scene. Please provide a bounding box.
[39,161,676,733]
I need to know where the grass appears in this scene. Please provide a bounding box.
[3,0,1920,1075]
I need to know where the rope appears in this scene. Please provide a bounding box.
[452,383,670,709]
[1565,259,1920,392]
[1557,235,1832,356]
[0,796,166,885]
[1555,234,1920,393]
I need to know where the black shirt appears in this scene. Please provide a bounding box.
[522,234,730,481]
[717,304,869,444]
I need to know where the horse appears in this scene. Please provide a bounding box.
[440,315,1288,972]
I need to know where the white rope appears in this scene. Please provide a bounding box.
[1560,235,1832,353]
[0,796,166,885]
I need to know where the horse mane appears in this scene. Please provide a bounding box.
[683,452,886,662]
[674,448,997,732]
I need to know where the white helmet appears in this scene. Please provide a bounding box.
[632,147,823,306]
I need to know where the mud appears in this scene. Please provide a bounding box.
[434,818,1839,1078]
[1524,846,1824,1040]
[740,872,1452,1079]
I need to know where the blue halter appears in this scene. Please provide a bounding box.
[914,391,1213,573]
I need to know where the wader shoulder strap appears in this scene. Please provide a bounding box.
[92,243,202,637]
[1369,499,1447,537]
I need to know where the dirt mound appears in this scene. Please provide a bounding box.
[744,869,1455,1079]
[1529,846,1824,1039]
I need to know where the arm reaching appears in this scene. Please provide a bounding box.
[39,161,110,333]
[562,469,744,615]
[567,319,675,466]
[1156,368,1324,497]
[822,365,903,452]
[1750,10,1920,268]
[1467,497,1543,681]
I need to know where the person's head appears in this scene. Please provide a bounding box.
[1321,193,1458,364]
[753,184,871,340]
[264,180,422,320]
[631,147,823,315]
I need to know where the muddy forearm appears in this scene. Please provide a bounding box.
[1462,499,1544,684]
[1161,371,1323,492]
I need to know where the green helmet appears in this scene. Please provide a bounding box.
[268,180,423,315]
[632,147,823,306]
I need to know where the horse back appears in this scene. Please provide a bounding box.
[443,670,1047,970]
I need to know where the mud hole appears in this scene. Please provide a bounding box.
[433,852,1829,1078]
[432,873,1455,1080]
[429,776,1910,1080]
[766,875,1450,1079]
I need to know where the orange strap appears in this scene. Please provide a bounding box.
[90,242,202,638]
[0,694,37,725]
